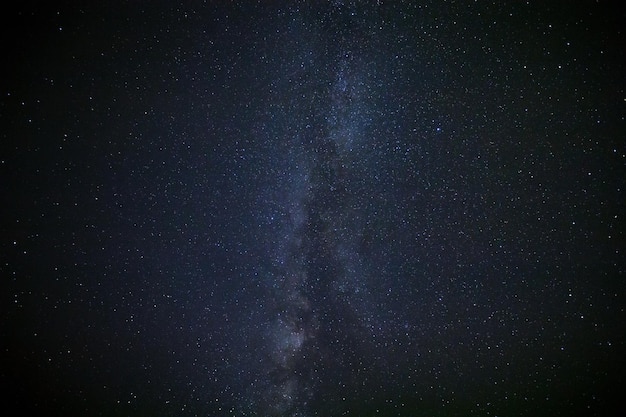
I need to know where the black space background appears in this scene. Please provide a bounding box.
[1,1,624,416]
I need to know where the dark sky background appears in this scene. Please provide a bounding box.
[1,1,624,416]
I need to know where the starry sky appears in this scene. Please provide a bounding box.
[1,1,624,416]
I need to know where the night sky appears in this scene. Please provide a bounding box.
[1,1,624,416]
